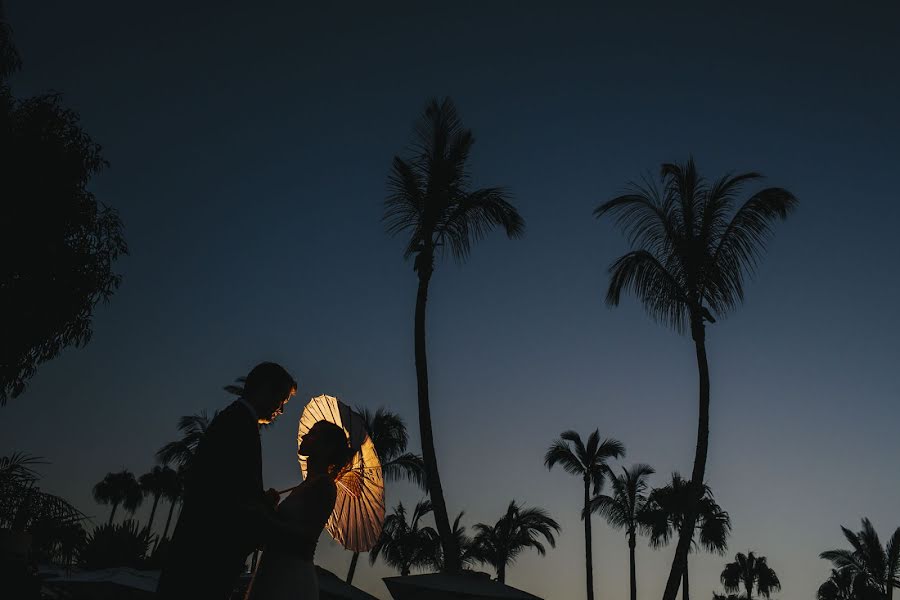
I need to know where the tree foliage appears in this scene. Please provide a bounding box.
[595,159,797,335]
[0,8,127,404]
[471,500,560,582]
[640,472,731,554]
[820,518,900,600]
[80,519,152,569]
[369,500,440,576]
[720,551,781,599]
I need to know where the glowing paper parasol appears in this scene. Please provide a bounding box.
[298,394,385,552]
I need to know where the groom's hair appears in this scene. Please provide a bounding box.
[244,362,297,398]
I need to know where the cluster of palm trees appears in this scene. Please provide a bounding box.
[90,409,215,557]
[545,431,731,600]
[369,497,560,584]
[353,406,561,585]
[382,95,797,600]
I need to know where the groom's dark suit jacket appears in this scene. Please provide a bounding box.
[157,400,268,600]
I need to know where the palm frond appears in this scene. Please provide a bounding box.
[559,431,588,465]
[543,440,583,476]
[706,186,797,317]
[606,250,689,333]
[594,180,677,257]
[0,452,44,485]
[384,97,523,274]
[382,453,427,490]
[440,187,524,263]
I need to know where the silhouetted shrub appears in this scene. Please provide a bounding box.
[79,519,152,569]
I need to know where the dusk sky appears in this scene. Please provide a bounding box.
[3,2,899,599]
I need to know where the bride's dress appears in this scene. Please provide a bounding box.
[245,476,336,600]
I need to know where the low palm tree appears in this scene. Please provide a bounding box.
[431,511,479,572]
[641,473,731,600]
[545,429,624,600]
[92,470,142,525]
[719,552,781,600]
[589,463,655,600]
[155,411,215,469]
[138,465,177,535]
[370,500,440,576]
[817,568,858,600]
[595,159,796,600]
[472,500,560,584]
[820,518,900,600]
[384,97,525,571]
[346,407,427,584]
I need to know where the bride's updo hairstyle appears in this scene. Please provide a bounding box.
[310,421,355,479]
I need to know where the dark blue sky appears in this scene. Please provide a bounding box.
[3,2,899,599]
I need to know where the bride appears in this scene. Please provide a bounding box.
[246,420,353,600]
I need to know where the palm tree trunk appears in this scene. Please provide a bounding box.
[498,561,506,584]
[108,502,119,525]
[662,319,710,600]
[145,494,160,533]
[158,499,177,549]
[584,477,594,600]
[629,532,637,600]
[682,563,689,600]
[414,269,458,572]
[346,551,360,584]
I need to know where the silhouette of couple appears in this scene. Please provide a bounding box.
[157,362,355,600]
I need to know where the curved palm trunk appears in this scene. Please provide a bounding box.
[414,270,459,572]
[682,563,689,600]
[346,551,360,584]
[662,319,710,600]
[628,531,637,600]
[108,501,119,525]
[584,477,595,600]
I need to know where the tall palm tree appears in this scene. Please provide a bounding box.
[370,500,440,576]
[820,518,900,600]
[720,551,781,600]
[384,97,525,570]
[595,159,796,600]
[92,470,142,525]
[138,465,177,535]
[472,500,560,584]
[155,411,215,469]
[641,473,731,600]
[346,407,427,584]
[545,430,625,600]
[589,463,655,600]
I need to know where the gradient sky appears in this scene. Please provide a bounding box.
[3,2,899,599]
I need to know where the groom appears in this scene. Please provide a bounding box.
[157,361,298,600]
